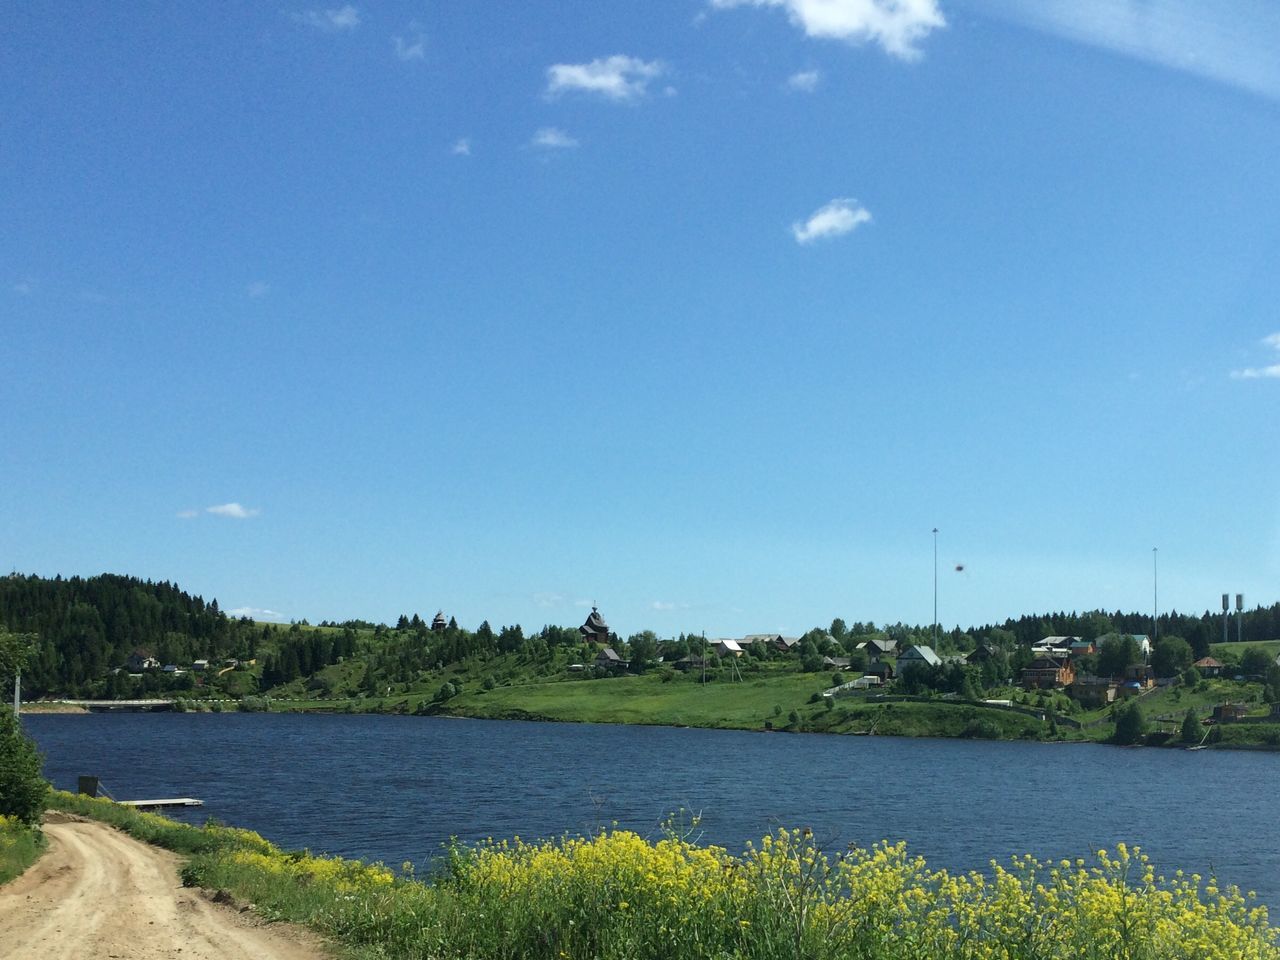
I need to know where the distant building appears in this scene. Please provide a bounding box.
[742,634,783,648]
[1193,657,1223,678]
[1071,675,1117,707]
[126,649,160,672]
[579,607,611,644]
[896,645,942,674]
[431,610,447,633]
[595,647,629,671]
[713,639,744,658]
[1021,656,1076,690]
[1213,703,1249,724]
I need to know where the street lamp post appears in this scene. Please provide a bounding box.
[933,528,939,648]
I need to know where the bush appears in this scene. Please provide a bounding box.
[0,707,48,825]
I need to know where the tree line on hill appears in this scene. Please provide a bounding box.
[3,572,1279,700]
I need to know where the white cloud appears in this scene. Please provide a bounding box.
[1230,365,1280,380]
[246,281,270,299]
[1230,332,1280,379]
[176,509,199,519]
[451,138,472,156]
[206,502,260,519]
[12,278,35,295]
[787,68,821,91]
[711,0,945,60]
[546,55,666,101]
[531,127,579,149]
[393,32,425,61]
[791,198,872,244]
[295,5,360,31]
[650,600,693,611]
[533,592,565,608]
[573,599,594,608]
[228,606,285,621]
[972,0,1280,101]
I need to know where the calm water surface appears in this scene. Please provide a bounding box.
[24,713,1280,905]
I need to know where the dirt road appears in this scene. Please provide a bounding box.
[0,817,329,960]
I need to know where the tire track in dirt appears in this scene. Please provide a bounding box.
[0,818,329,960]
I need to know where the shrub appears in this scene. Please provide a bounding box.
[0,707,47,824]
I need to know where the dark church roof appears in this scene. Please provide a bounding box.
[579,607,610,637]
[431,610,447,630]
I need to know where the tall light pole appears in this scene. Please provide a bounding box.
[932,528,939,648]
[1152,547,1158,645]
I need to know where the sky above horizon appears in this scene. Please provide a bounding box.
[3,1,1279,637]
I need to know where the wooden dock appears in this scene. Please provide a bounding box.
[118,798,204,809]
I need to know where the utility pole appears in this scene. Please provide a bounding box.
[12,671,19,717]
[1152,548,1158,644]
[1222,593,1229,646]
[932,528,939,648]
[1237,593,1244,645]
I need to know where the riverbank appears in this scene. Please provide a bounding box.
[25,790,1280,960]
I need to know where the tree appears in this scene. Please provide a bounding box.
[1180,708,1201,745]
[1240,646,1273,679]
[1097,635,1141,678]
[627,631,658,671]
[1151,637,1193,678]
[0,705,47,824]
[1112,700,1148,745]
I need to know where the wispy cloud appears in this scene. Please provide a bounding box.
[206,502,261,519]
[451,138,472,156]
[12,278,36,296]
[531,127,579,149]
[533,592,565,608]
[711,0,945,61]
[176,509,199,519]
[791,198,872,244]
[546,55,666,101]
[228,606,285,621]
[972,0,1280,101]
[787,68,821,91]
[393,30,425,61]
[1231,331,1280,379]
[650,600,692,612]
[246,281,270,299]
[295,5,360,31]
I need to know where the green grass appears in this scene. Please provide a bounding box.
[0,817,45,886]
[1211,640,1280,661]
[444,670,832,729]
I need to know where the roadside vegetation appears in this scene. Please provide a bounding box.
[46,793,1280,960]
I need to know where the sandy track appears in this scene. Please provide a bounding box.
[0,818,329,960]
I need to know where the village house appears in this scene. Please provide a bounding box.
[1124,663,1155,688]
[772,636,802,654]
[858,637,898,660]
[126,649,160,672]
[1071,674,1117,707]
[741,634,782,648]
[1213,703,1249,724]
[1021,655,1076,690]
[1032,637,1077,659]
[713,639,744,658]
[1193,656,1224,677]
[594,647,629,672]
[823,655,852,670]
[965,643,1002,665]
[1069,639,1096,658]
[896,645,941,674]
[864,660,895,682]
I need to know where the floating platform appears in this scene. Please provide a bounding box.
[118,798,204,809]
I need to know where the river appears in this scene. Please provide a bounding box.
[22,712,1280,906]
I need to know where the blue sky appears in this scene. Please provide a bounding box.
[3,1,1279,637]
